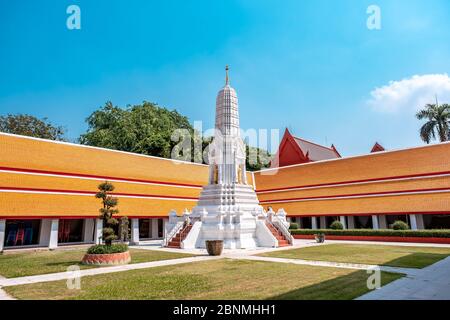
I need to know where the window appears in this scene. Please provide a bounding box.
[58,219,84,243]
[4,220,41,247]
[139,219,151,239]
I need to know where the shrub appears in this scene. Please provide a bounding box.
[87,244,129,255]
[392,220,410,230]
[330,220,344,230]
[289,222,299,230]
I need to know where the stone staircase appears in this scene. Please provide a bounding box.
[266,222,290,247]
[166,224,193,248]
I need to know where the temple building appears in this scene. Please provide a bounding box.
[1,69,450,252]
[166,66,291,249]
[270,128,341,168]
[371,142,386,153]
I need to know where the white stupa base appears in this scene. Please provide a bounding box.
[191,184,261,249]
[194,223,259,249]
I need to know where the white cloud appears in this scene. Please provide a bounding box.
[367,74,450,113]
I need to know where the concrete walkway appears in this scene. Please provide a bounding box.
[0,287,15,300]
[357,256,450,300]
[131,239,327,256]
[0,255,219,288]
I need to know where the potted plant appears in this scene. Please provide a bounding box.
[314,233,325,243]
[205,240,223,256]
[82,181,131,265]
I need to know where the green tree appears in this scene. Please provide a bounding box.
[246,144,272,171]
[96,181,119,246]
[416,102,450,143]
[80,101,194,158]
[0,114,66,141]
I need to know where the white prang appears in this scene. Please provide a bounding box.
[166,67,290,249]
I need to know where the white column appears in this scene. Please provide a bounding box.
[242,165,248,184]
[297,217,303,229]
[83,219,95,243]
[218,166,223,184]
[209,166,214,184]
[347,216,355,229]
[0,219,5,252]
[416,214,425,229]
[152,219,159,239]
[311,217,318,230]
[162,219,167,238]
[378,215,387,229]
[94,219,103,244]
[339,216,347,229]
[39,219,51,247]
[372,215,379,230]
[131,218,140,245]
[49,219,59,250]
[409,214,421,230]
[320,216,327,229]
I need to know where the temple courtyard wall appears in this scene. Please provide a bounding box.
[1,132,450,251]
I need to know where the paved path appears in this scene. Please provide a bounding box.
[131,239,326,256]
[357,256,450,300]
[0,287,15,300]
[0,255,219,288]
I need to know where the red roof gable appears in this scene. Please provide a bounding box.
[371,142,385,153]
[271,129,341,168]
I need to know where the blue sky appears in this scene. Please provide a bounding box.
[1,0,450,156]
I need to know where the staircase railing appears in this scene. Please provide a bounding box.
[163,221,184,247]
[271,216,294,245]
[179,223,192,242]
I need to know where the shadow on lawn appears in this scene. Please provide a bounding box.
[44,261,83,267]
[381,252,449,269]
[267,270,402,300]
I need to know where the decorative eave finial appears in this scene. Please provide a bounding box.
[225,65,229,85]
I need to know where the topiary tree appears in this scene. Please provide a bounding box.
[330,220,344,230]
[96,181,119,246]
[392,220,410,230]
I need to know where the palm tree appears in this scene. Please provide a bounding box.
[416,101,450,144]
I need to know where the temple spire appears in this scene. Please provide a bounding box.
[225,65,229,85]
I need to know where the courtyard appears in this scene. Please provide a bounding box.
[1,240,450,300]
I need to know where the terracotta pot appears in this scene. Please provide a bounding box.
[81,251,131,265]
[205,240,223,256]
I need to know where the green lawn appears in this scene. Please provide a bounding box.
[4,259,402,300]
[0,249,194,278]
[260,244,450,268]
